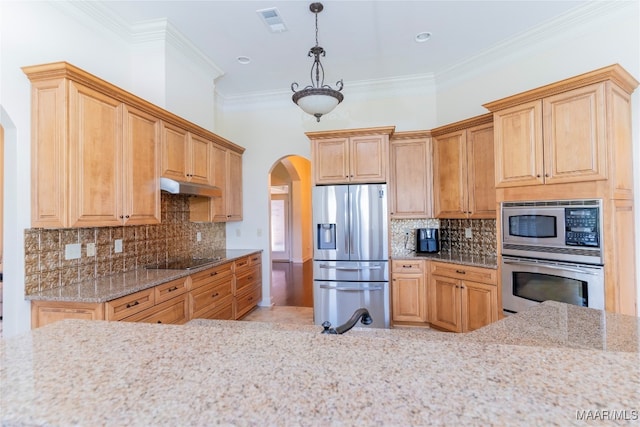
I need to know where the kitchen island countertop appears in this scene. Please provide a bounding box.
[1,302,639,426]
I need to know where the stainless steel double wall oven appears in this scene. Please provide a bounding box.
[501,199,605,313]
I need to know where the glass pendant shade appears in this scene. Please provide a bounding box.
[293,88,344,120]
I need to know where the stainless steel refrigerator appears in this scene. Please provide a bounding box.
[312,184,389,329]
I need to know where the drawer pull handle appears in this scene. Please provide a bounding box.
[157,320,162,324]
[455,270,466,274]
[168,286,178,292]
[212,292,220,298]
[126,301,140,308]
[402,265,412,268]
[247,276,253,280]
[210,272,218,276]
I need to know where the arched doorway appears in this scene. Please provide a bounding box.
[268,156,313,307]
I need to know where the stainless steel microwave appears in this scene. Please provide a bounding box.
[501,199,603,265]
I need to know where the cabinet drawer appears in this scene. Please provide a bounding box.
[235,284,261,319]
[391,259,425,273]
[155,277,189,304]
[430,261,497,284]
[190,262,233,289]
[105,288,155,321]
[234,253,262,272]
[123,294,189,325]
[31,301,105,329]
[234,264,261,295]
[191,280,233,318]
[198,297,234,320]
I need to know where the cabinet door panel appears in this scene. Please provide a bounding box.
[313,138,350,184]
[210,144,228,221]
[433,131,466,218]
[389,138,431,218]
[161,123,189,180]
[467,123,496,218]
[189,134,211,184]
[349,135,387,183]
[494,101,543,187]
[123,106,160,225]
[31,79,68,227]
[226,151,243,221]
[392,274,427,323]
[428,275,461,332]
[462,281,497,332]
[543,83,607,184]
[68,82,122,227]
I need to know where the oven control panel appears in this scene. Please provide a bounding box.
[565,207,600,247]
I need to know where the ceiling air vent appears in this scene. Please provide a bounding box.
[257,7,288,33]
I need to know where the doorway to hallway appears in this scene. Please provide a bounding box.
[269,156,313,308]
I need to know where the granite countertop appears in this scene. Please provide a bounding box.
[26,249,261,303]
[2,302,639,426]
[392,251,498,269]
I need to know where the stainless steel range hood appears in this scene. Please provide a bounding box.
[160,177,222,198]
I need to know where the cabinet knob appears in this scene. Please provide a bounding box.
[536,174,541,178]
[212,292,220,298]
[125,215,130,219]
[119,215,124,219]
[545,173,549,177]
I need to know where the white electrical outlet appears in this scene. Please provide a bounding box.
[235,229,241,237]
[64,243,81,260]
[257,228,262,237]
[465,227,473,239]
[114,239,123,253]
[196,232,202,242]
[86,243,96,257]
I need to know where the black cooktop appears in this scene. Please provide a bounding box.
[145,257,222,270]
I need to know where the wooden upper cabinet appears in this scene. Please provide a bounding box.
[26,70,161,228]
[543,84,607,185]
[389,132,432,218]
[307,127,394,185]
[161,123,211,185]
[484,65,640,190]
[122,105,161,225]
[67,81,123,227]
[432,114,495,219]
[191,143,243,223]
[492,100,543,187]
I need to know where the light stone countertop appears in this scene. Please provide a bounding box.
[392,251,498,269]
[1,302,639,426]
[25,249,261,303]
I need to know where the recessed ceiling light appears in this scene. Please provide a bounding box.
[237,56,251,65]
[415,32,432,43]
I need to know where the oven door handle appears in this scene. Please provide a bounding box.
[502,259,601,276]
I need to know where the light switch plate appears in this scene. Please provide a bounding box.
[65,243,81,260]
[196,232,202,242]
[465,227,473,239]
[114,239,123,253]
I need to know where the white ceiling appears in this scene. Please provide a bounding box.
[99,0,590,98]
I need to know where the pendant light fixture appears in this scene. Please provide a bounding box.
[291,2,344,122]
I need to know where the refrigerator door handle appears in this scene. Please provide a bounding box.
[318,264,383,271]
[319,284,385,292]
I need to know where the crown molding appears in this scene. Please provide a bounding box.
[53,1,224,80]
[434,0,635,88]
[218,72,436,112]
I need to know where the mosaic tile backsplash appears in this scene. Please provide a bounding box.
[391,218,497,258]
[24,193,226,295]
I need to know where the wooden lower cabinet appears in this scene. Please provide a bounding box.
[428,261,498,333]
[31,301,105,328]
[189,263,234,320]
[30,254,263,328]
[121,293,189,324]
[233,253,262,319]
[391,259,428,325]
